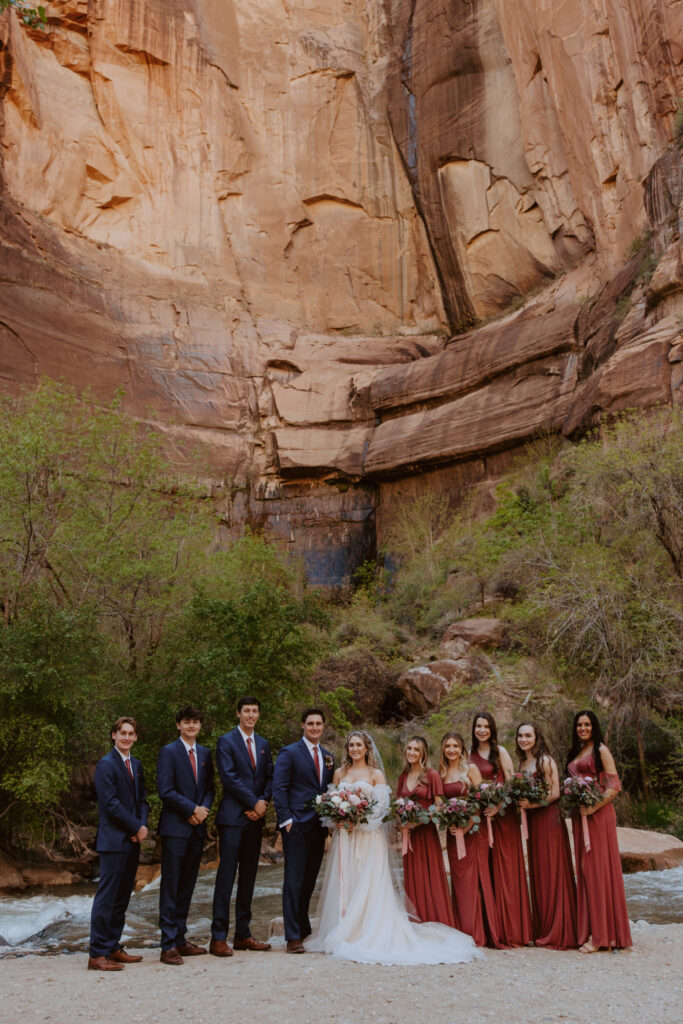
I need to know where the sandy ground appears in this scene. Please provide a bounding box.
[1,923,681,1024]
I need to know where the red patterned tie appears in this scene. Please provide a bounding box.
[247,736,256,770]
[313,745,321,782]
[125,758,134,782]
[189,747,197,781]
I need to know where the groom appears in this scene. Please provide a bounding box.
[272,707,334,953]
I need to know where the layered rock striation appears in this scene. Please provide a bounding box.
[0,1,681,582]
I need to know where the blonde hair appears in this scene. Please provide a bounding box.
[401,735,430,784]
[439,732,470,781]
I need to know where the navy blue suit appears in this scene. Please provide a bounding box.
[157,738,214,951]
[211,728,273,941]
[89,748,149,957]
[272,739,334,941]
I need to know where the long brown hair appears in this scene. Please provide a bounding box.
[439,732,469,780]
[515,721,550,772]
[470,711,502,778]
[401,735,430,784]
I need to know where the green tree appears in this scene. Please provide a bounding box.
[0,0,46,29]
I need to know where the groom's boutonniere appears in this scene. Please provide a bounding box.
[324,754,334,770]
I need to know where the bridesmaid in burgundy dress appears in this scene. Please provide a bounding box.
[470,712,532,946]
[440,733,507,948]
[566,710,632,952]
[516,721,577,949]
[396,736,455,926]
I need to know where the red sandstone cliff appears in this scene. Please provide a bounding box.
[0,1,681,582]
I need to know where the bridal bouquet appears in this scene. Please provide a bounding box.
[314,785,377,831]
[506,772,549,841]
[386,797,429,855]
[561,775,603,852]
[429,797,480,860]
[469,781,511,847]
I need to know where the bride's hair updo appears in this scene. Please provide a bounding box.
[438,732,469,780]
[343,731,379,770]
[401,735,430,783]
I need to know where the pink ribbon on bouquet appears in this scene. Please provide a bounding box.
[520,807,529,843]
[486,816,494,848]
[401,826,413,856]
[454,827,466,860]
[582,814,591,853]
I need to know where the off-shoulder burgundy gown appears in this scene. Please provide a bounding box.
[568,755,632,949]
[443,779,508,948]
[396,769,455,926]
[470,750,532,946]
[525,767,577,949]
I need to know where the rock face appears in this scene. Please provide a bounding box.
[0,2,681,580]
[617,826,683,873]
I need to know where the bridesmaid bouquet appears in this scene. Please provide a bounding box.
[561,775,604,852]
[469,781,511,847]
[507,772,549,842]
[314,785,377,831]
[386,797,430,855]
[429,798,481,860]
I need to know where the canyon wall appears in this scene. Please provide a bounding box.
[0,1,681,582]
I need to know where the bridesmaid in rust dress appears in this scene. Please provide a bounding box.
[470,712,532,947]
[516,721,577,949]
[396,736,455,926]
[566,710,632,952]
[440,732,507,948]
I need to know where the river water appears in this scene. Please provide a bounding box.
[1,864,682,955]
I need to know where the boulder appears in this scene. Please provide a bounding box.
[0,851,26,893]
[393,658,480,716]
[441,617,504,650]
[21,867,78,888]
[134,863,161,891]
[617,827,683,873]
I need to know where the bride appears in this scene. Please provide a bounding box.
[306,731,482,965]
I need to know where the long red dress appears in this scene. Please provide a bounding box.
[568,754,632,949]
[443,779,508,948]
[470,750,532,947]
[524,767,577,949]
[397,769,455,926]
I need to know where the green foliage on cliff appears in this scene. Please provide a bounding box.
[0,0,46,29]
[374,409,682,806]
[0,383,331,845]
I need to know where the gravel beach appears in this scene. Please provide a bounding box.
[1,922,681,1024]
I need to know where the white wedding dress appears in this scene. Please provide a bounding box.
[306,781,482,965]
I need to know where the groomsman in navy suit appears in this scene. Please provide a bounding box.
[88,716,149,971]
[272,707,334,953]
[157,705,214,965]
[209,696,274,956]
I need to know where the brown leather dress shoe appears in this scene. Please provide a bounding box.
[160,947,184,965]
[208,939,233,957]
[286,939,306,954]
[108,949,143,964]
[232,937,272,951]
[88,956,124,971]
[176,941,207,956]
